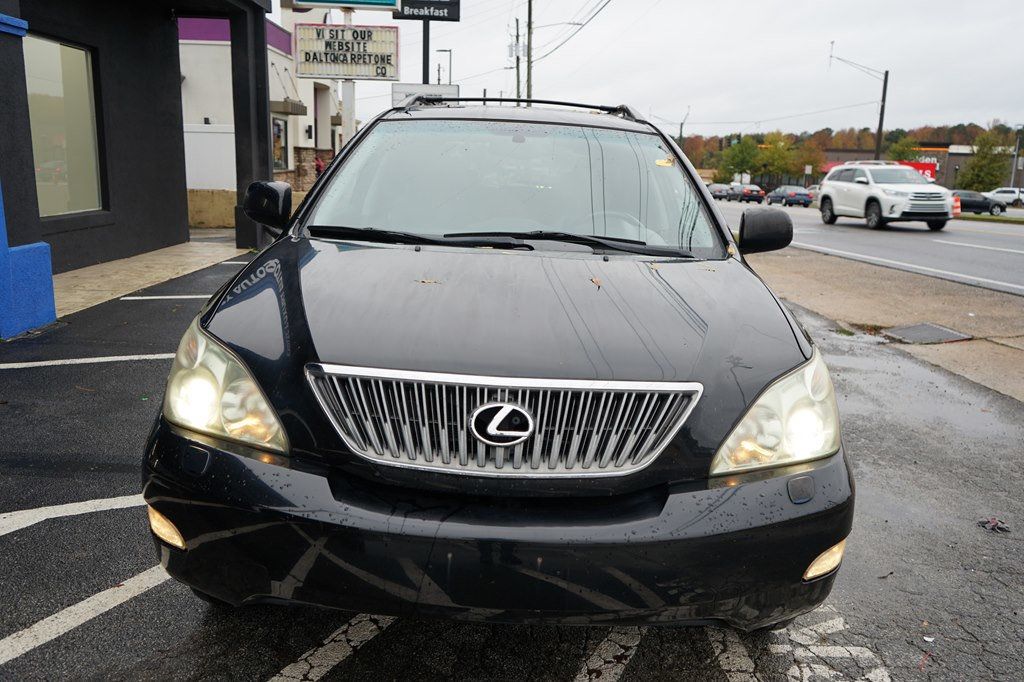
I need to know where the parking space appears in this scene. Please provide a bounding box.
[1,255,1022,680]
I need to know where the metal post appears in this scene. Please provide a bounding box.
[421,20,430,85]
[437,62,441,85]
[341,9,356,147]
[515,18,521,102]
[526,0,533,103]
[447,50,452,84]
[1011,130,1021,188]
[874,69,889,160]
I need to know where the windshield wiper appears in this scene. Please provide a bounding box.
[306,225,532,250]
[444,230,694,258]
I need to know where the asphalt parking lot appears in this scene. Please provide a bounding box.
[1,252,1022,681]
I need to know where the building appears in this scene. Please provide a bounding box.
[179,5,348,226]
[0,0,274,339]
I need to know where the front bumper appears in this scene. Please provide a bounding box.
[143,420,854,631]
[882,197,952,220]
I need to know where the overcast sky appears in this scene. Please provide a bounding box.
[274,0,1023,137]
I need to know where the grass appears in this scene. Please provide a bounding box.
[956,213,1024,226]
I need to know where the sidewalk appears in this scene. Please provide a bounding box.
[51,230,245,317]
[748,248,1024,403]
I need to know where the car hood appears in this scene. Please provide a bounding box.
[878,183,949,195]
[204,237,808,493]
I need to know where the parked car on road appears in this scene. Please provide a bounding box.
[952,190,1006,216]
[145,97,852,634]
[737,184,765,203]
[983,187,1023,207]
[806,184,820,201]
[767,185,813,207]
[818,161,953,231]
[708,182,731,200]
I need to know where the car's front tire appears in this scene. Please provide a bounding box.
[927,220,947,231]
[991,204,1003,216]
[865,201,886,230]
[820,197,837,225]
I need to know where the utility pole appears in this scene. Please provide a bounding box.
[437,49,452,85]
[526,0,533,103]
[678,105,691,145]
[437,62,441,85]
[515,18,522,102]
[874,70,889,160]
[829,43,888,161]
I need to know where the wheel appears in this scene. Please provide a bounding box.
[191,587,235,609]
[865,201,886,229]
[990,204,1003,216]
[820,198,837,225]
[927,220,947,231]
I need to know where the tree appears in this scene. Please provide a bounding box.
[793,141,826,179]
[957,130,1011,192]
[720,136,759,178]
[756,132,795,182]
[887,136,920,162]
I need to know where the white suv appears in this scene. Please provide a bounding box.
[818,161,954,231]
[984,187,1023,207]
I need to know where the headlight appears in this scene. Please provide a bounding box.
[710,349,840,476]
[882,189,909,198]
[164,318,288,453]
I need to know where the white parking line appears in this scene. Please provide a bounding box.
[0,565,169,666]
[267,614,394,681]
[932,239,1024,256]
[791,242,1024,292]
[573,627,646,682]
[119,295,212,300]
[0,354,174,371]
[706,628,756,682]
[0,494,145,537]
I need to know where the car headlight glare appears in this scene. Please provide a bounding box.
[711,349,839,476]
[164,319,288,453]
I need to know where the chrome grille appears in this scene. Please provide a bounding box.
[910,191,945,201]
[907,203,948,213]
[305,364,702,478]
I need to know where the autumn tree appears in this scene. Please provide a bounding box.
[958,130,1011,192]
[720,136,760,179]
[887,137,920,162]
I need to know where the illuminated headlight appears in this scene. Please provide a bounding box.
[710,349,840,476]
[882,189,909,198]
[164,318,288,453]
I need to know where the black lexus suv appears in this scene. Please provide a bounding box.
[143,98,853,632]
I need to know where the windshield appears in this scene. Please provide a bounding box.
[868,167,930,184]
[308,119,727,259]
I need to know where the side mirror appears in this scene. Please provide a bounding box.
[243,181,292,230]
[854,177,869,185]
[738,207,793,254]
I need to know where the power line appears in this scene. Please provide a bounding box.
[533,0,613,62]
[651,100,880,129]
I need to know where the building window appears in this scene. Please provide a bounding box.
[23,35,103,217]
[272,117,288,171]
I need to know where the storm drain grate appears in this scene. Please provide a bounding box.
[884,323,972,345]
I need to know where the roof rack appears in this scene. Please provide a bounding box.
[843,160,904,166]
[396,95,644,122]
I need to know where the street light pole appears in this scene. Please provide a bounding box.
[421,20,430,85]
[515,18,522,101]
[829,43,889,160]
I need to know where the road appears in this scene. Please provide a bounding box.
[715,200,1024,296]
[1,245,1021,680]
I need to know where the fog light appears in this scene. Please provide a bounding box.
[803,539,846,580]
[148,506,186,550]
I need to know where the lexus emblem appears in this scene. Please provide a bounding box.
[469,403,535,448]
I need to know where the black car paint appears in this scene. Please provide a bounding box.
[952,190,1005,214]
[143,104,852,628]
